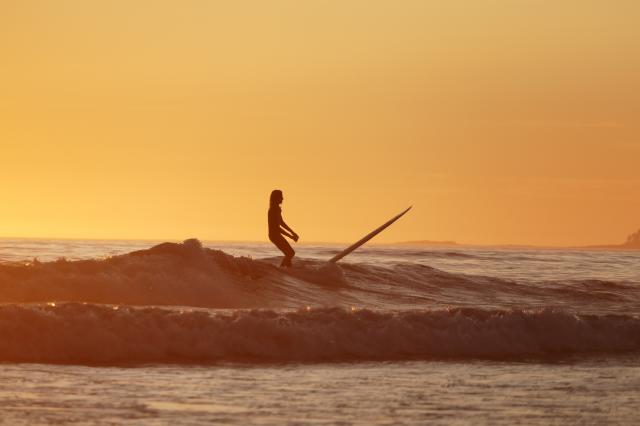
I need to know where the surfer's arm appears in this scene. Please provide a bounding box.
[280,220,299,242]
[280,229,296,239]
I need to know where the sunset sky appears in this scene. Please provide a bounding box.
[1,1,639,245]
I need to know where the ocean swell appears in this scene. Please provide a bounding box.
[1,239,639,312]
[0,239,278,308]
[1,303,639,364]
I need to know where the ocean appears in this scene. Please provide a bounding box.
[1,238,639,425]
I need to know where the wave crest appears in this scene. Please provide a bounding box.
[1,240,638,312]
[0,239,281,308]
[1,303,639,364]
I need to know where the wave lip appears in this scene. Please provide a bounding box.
[1,304,639,365]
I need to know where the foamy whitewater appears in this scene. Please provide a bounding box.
[1,238,639,424]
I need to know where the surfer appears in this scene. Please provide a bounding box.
[268,189,299,267]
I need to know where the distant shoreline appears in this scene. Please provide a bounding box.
[394,228,640,250]
[392,240,640,251]
[394,240,459,247]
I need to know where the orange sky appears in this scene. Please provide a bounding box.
[1,1,639,245]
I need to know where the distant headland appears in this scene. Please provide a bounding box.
[585,229,640,250]
[395,228,640,250]
[395,240,459,247]
[623,229,640,248]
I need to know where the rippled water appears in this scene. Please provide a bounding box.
[1,238,639,425]
[2,360,640,425]
[3,238,640,284]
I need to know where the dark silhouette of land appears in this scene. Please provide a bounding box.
[626,230,640,247]
[396,240,459,247]
[584,229,640,250]
[396,228,640,250]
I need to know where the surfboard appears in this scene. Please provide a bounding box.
[328,206,412,263]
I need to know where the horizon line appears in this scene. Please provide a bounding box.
[0,234,635,250]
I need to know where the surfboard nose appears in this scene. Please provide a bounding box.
[328,206,412,263]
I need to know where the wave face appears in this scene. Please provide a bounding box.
[1,303,639,364]
[1,239,640,313]
[0,239,288,308]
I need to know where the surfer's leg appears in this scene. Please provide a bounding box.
[280,240,295,267]
[270,235,295,267]
[282,252,293,267]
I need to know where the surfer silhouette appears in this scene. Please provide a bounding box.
[268,189,299,267]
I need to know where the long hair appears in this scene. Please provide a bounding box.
[270,189,283,206]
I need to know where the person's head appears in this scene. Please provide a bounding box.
[270,189,283,206]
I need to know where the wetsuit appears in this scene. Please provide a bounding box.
[268,205,295,264]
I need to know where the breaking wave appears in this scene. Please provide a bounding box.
[1,239,639,312]
[1,303,639,364]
